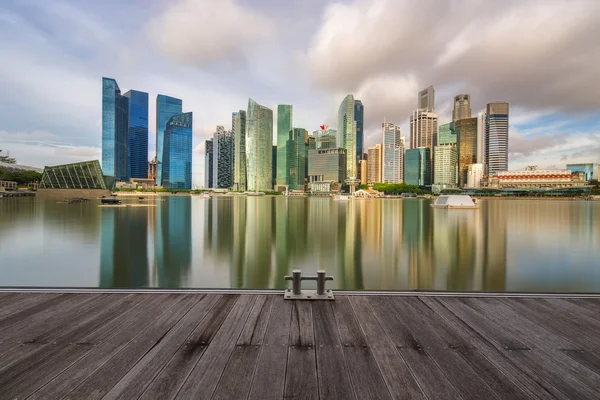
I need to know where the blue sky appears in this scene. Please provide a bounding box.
[1,0,599,187]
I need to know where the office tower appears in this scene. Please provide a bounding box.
[213,125,234,188]
[433,144,457,185]
[467,163,484,188]
[453,94,472,122]
[123,90,148,179]
[204,139,213,188]
[156,95,183,186]
[418,85,435,111]
[231,111,237,171]
[102,77,129,181]
[246,98,273,191]
[277,105,292,186]
[438,122,457,145]
[354,100,364,178]
[456,117,478,187]
[405,148,431,186]
[360,160,368,185]
[148,158,157,181]
[272,145,277,188]
[477,110,486,166]
[410,109,437,183]
[382,120,404,183]
[367,144,381,184]
[337,95,357,178]
[287,128,308,190]
[234,110,247,191]
[308,148,347,184]
[315,128,337,149]
[163,112,192,189]
[485,102,509,174]
[308,136,317,150]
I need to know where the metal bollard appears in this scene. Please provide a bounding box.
[284,269,334,300]
[284,269,303,295]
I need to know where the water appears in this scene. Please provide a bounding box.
[1,196,599,292]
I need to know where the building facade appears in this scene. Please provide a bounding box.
[477,110,486,166]
[338,95,357,178]
[456,117,478,187]
[382,121,404,183]
[354,100,364,180]
[405,148,431,186]
[467,163,484,188]
[205,139,213,188]
[123,90,149,179]
[418,85,435,111]
[277,105,292,186]
[316,128,337,149]
[148,158,157,182]
[246,98,273,191]
[163,112,192,189]
[308,148,347,184]
[567,163,599,181]
[233,110,247,191]
[485,102,509,175]
[433,144,457,186]
[410,110,437,183]
[213,126,234,189]
[156,95,183,185]
[287,128,308,190]
[367,144,381,184]
[484,166,586,189]
[40,160,112,189]
[453,94,472,122]
[102,77,129,181]
[438,122,456,145]
[360,160,368,185]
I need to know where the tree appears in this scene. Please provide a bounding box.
[0,168,42,185]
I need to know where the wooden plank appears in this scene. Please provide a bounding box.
[173,295,257,399]
[349,296,425,400]
[211,295,273,400]
[27,294,174,400]
[561,349,600,373]
[368,296,462,400]
[420,297,556,400]
[0,292,27,309]
[284,301,319,400]
[63,294,199,400]
[100,294,218,400]
[546,299,600,326]
[567,299,600,316]
[333,297,392,400]
[248,296,292,400]
[0,293,61,320]
[137,295,240,400]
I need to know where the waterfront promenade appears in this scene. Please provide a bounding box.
[1,291,600,399]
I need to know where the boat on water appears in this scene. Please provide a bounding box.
[66,197,88,204]
[333,195,350,201]
[401,193,417,198]
[431,195,479,209]
[101,198,122,205]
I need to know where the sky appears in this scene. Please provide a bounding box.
[0,0,599,187]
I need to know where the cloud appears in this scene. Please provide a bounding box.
[146,0,274,68]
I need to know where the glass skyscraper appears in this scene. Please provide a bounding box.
[246,98,273,191]
[354,100,364,178]
[163,112,192,189]
[287,128,308,190]
[213,125,234,188]
[277,105,292,186]
[234,110,247,191]
[438,122,457,145]
[405,148,430,186]
[338,95,357,178]
[382,121,404,183]
[156,95,183,186]
[457,117,478,187]
[205,139,213,188]
[123,90,149,179]
[485,102,509,175]
[102,77,129,181]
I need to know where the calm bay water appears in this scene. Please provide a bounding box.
[0,196,599,292]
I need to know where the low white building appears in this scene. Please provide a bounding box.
[483,166,586,189]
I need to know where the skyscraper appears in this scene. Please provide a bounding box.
[213,125,234,188]
[367,144,381,184]
[246,98,273,191]
[418,86,435,111]
[456,117,478,187]
[410,109,437,183]
[315,128,337,149]
[477,110,486,166]
[308,136,317,150]
[123,90,149,180]
[308,148,347,184]
[102,77,129,181]
[453,94,472,122]
[382,120,404,183]
[354,100,364,179]
[234,110,247,191]
[287,128,308,190]
[205,139,213,188]
[338,95,357,178]
[360,160,368,185]
[438,122,457,145]
[156,95,183,186]
[405,148,431,186]
[277,105,292,186]
[485,102,509,175]
[433,144,457,186]
[163,112,192,189]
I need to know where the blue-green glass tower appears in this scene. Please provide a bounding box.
[287,128,308,190]
[405,148,431,186]
[163,112,193,189]
[354,100,364,177]
[156,95,183,186]
[123,90,149,179]
[102,77,129,181]
[277,105,292,186]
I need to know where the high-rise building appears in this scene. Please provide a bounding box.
[338,95,357,178]
[308,148,347,184]
[204,139,213,188]
[418,85,435,111]
[438,122,457,145]
[433,144,457,186]
[234,110,247,191]
[246,98,273,191]
[315,128,337,149]
[453,94,472,122]
[360,160,368,185]
[308,135,317,150]
[277,105,292,186]
[354,100,364,178]
[163,112,192,189]
[156,95,183,185]
[287,128,308,190]
[382,120,404,183]
[467,163,484,188]
[410,109,437,183]
[367,144,381,184]
[148,157,157,182]
[123,90,148,179]
[213,125,234,188]
[485,102,509,175]
[456,117,478,187]
[405,148,431,186]
[102,77,129,181]
[477,110,486,166]
[272,145,277,189]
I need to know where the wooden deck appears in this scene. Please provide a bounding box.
[1,292,600,399]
